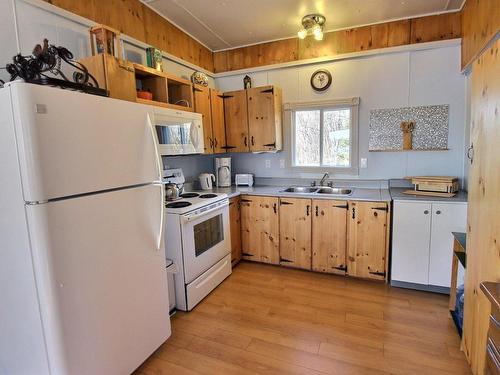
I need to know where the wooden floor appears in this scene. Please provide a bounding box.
[135,262,471,375]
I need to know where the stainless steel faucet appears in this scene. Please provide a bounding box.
[320,172,329,186]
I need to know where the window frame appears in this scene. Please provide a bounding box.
[285,97,360,175]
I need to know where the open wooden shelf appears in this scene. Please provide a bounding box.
[166,74,193,110]
[133,63,193,111]
[136,98,193,112]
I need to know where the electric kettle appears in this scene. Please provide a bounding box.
[199,173,216,190]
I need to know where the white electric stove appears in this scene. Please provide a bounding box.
[163,170,232,311]
[165,192,228,214]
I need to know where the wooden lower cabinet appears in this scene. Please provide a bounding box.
[238,195,389,280]
[229,196,242,266]
[312,199,348,275]
[347,201,389,280]
[279,198,312,270]
[240,195,279,264]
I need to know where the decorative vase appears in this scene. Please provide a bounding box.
[191,71,208,86]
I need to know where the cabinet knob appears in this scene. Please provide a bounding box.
[436,210,441,215]
[424,210,429,214]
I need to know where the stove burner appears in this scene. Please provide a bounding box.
[166,201,192,209]
[180,192,200,198]
[199,193,218,199]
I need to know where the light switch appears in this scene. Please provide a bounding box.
[279,159,285,168]
[360,158,368,168]
[265,160,271,168]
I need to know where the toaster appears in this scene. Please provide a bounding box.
[235,173,254,187]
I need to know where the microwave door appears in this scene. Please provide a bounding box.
[183,120,204,154]
[156,124,183,155]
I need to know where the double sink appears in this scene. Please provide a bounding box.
[281,186,353,196]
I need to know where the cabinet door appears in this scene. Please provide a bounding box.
[224,90,249,152]
[79,54,136,102]
[312,200,348,275]
[193,85,213,154]
[429,203,467,287]
[240,195,279,264]
[347,201,389,280]
[247,86,282,152]
[391,201,432,284]
[229,196,242,265]
[279,198,312,270]
[210,89,226,154]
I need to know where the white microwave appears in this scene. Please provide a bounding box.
[152,108,204,155]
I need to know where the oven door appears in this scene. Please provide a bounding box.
[154,113,203,155]
[180,201,230,283]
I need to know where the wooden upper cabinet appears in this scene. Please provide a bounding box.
[224,90,249,152]
[240,195,279,264]
[312,200,348,275]
[347,201,389,280]
[78,54,136,102]
[193,84,213,154]
[229,196,242,265]
[210,89,227,154]
[279,198,312,270]
[247,86,283,152]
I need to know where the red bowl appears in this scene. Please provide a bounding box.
[137,90,153,100]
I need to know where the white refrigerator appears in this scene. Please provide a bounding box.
[0,82,171,375]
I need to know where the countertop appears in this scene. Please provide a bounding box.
[195,185,392,202]
[390,187,468,203]
[193,185,467,204]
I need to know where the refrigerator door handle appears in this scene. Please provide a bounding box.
[147,114,163,183]
[147,114,164,251]
[155,183,165,251]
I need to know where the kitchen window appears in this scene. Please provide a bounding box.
[286,97,359,174]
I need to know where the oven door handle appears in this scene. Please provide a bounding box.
[182,202,228,223]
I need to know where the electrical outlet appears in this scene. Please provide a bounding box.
[279,159,285,168]
[360,158,368,168]
[265,159,271,168]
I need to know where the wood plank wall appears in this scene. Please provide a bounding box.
[213,12,461,73]
[43,0,214,71]
[44,0,467,74]
[461,0,500,69]
[461,37,500,375]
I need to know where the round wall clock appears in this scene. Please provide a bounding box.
[310,69,332,91]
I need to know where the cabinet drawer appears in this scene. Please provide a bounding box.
[186,254,231,311]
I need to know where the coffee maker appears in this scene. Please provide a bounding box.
[215,157,231,187]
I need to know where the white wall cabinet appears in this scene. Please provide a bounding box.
[391,200,467,291]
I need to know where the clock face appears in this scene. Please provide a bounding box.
[311,69,332,91]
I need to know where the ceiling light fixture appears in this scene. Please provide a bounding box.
[297,14,326,41]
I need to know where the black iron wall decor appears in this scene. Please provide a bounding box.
[1,39,107,96]
[243,75,252,89]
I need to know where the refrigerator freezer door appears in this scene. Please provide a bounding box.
[25,184,170,375]
[9,83,162,202]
